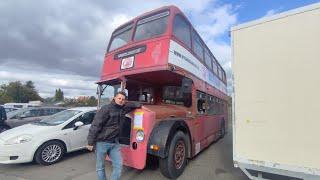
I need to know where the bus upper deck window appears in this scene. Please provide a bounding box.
[108,22,134,52]
[134,11,169,41]
[173,15,191,48]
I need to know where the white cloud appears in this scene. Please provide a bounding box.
[198,4,237,39]
[44,19,73,41]
[262,9,279,18]
[110,14,131,29]
[1,0,239,97]
[189,3,237,95]
[168,0,213,12]
[0,66,96,98]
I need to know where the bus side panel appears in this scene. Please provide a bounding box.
[195,114,225,152]
[168,40,227,95]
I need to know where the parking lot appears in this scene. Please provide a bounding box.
[0,121,248,180]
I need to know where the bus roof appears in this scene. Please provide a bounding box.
[113,5,181,33]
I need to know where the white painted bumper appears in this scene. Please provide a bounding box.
[0,139,35,164]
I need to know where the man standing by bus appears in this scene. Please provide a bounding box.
[87,91,141,180]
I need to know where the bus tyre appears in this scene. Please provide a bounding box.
[35,140,66,166]
[159,131,188,179]
[220,121,225,138]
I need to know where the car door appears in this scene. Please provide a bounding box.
[62,111,96,151]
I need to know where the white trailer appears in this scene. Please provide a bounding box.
[231,3,320,180]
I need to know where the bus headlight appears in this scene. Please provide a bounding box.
[136,130,144,142]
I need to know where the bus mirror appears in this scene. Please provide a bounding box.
[181,78,192,93]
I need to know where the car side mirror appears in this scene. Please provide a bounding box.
[73,121,84,130]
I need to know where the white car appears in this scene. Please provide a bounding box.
[0,107,97,165]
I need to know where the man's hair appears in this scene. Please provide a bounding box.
[115,91,127,98]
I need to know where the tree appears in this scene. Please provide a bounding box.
[0,85,13,104]
[23,81,42,102]
[0,81,42,103]
[62,96,97,107]
[5,81,23,102]
[87,96,98,106]
[54,88,64,102]
[25,81,35,89]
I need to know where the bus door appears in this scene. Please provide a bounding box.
[206,95,220,143]
[193,91,208,154]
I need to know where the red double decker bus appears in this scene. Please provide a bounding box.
[97,5,228,178]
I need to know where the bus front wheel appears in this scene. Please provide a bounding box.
[159,131,188,179]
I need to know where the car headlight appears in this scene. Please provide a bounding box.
[4,134,33,145]
[136,130,144,142]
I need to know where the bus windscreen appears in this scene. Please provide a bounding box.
[134,11,169,41]
[109,22,134,52]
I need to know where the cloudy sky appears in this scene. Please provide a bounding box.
[0,0,318,98]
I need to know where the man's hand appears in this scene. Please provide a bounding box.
[86,145,94,151]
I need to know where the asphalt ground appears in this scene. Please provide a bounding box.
[0,120,248,180]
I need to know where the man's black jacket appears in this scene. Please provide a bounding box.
[87,101,141,146]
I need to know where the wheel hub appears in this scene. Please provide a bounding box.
[174,140,185,169]
[42,144,62,163]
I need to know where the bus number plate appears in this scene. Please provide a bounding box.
[121,56,134,69]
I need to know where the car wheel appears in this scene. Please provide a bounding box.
[35,140,66,165]
[159,131,188,179]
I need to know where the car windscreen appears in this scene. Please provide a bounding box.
[39,110,82,126]
[108,22,134,52]
[5,108,17,113]
[133,10,169,41]
[7,108,30,119]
